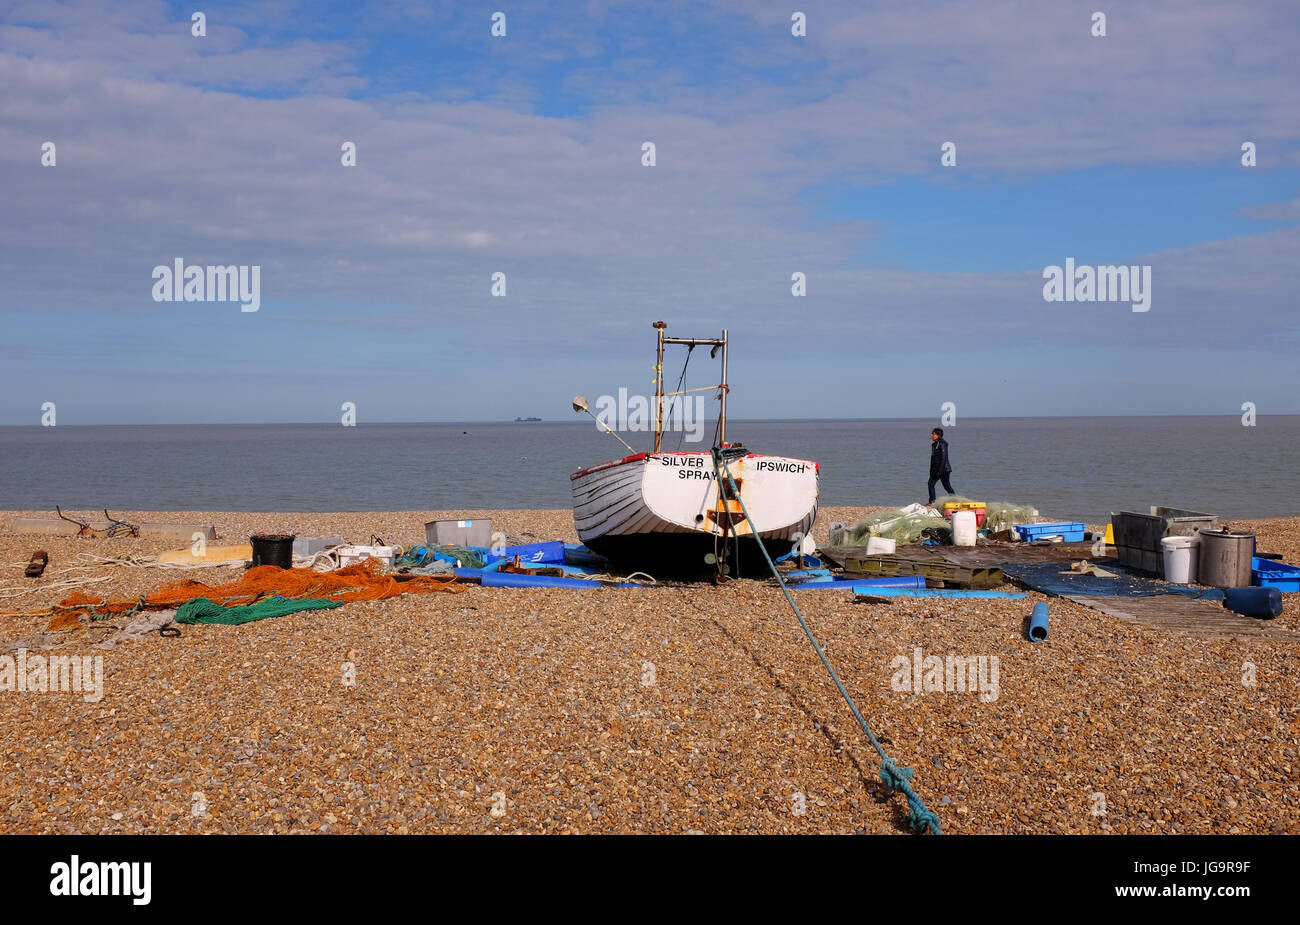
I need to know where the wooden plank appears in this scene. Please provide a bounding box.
[10,519,217,542]
[1063,594,1290,639]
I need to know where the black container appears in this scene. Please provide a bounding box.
[250,533,295,569]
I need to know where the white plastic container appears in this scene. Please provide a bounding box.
[865,536,897,555]
[1161,534,1199,584]
[293,536,342,557]
[951,510,977,547]
[336,545,397,569]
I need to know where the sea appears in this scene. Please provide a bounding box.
[1,416,1296,522]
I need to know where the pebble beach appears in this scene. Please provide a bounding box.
[1,508,1297,835]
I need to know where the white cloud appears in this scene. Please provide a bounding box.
[1,0,1298,422]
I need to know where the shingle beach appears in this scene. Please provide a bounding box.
[2,508,1297,834]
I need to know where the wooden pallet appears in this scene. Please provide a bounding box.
[841,555,1004,590]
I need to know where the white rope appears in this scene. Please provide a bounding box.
[74,553,243,570]
[0,574,114,600]
[293,550,341,572]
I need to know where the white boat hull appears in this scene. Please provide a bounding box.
[570,450,818,572]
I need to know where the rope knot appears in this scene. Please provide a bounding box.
[880,757,941,835]
[879,757,913,790]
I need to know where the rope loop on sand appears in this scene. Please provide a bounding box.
[713,449,941,835]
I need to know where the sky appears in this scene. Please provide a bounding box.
[1,0,1298,424]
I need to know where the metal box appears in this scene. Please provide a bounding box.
[1111,506,1218,574]
[425,519,493,548]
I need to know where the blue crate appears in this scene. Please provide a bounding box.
[1014,521,1087,543]
[1252,556,1300,592]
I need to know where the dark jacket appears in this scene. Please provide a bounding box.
[929,438,952,478]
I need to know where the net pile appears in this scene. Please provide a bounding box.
[981,502,1038,533]
[930,495,1039,533]
[846,504,949,545]
[845,497,1040,545]
[394,545,488,570]
[174,596,343,626]
[45,559,465,631]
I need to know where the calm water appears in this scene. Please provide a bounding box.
[1,417,1296,521]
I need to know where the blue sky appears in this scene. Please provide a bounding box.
[806,165,1300,272]
[1,0,1299,424]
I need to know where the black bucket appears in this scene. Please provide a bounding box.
[250,533,295,569]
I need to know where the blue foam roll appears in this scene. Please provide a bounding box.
[1028,601,1049,641]
[853,588,1029,600]
[481,571,644,590]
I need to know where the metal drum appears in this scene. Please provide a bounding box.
[1196,529,1254,589]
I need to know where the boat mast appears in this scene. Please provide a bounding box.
[653,322,729,451]
[653,321,667,452]
[717,329,728,446]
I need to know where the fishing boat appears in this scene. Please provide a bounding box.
[570,322,818,575]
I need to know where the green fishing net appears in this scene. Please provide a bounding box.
[395,545,489,569]
[846,505,949,545]
[842,497,1040,545]
[930,496,1038,532]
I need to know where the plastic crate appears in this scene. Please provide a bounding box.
[944,508,986,527]
[942,501,986,511]
[1252,556,1300,592]
[1014,521,1086,543]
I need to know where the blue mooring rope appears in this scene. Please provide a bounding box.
[713,450,941,835]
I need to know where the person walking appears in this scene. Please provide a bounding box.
[928,427,955,504]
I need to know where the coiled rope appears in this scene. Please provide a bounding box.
[713,448,941,835]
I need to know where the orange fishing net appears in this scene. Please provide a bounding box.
[44,560,465,631]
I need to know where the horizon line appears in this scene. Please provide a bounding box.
[1,411,1292,427]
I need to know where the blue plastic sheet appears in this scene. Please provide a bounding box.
[1001,560,1225,602]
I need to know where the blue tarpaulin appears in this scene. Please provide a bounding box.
[1001,560,1225,602]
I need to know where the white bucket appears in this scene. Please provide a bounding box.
[1161,535,1199,584]
[951,510,977,547]
[865,536,896,555]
